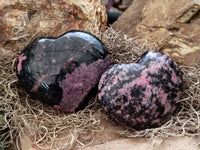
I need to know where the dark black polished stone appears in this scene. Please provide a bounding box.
[17,31,110,112]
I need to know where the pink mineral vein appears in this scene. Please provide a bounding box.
[17,54,27,74]
[55,56,110,112]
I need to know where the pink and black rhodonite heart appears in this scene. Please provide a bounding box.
[98,51,182,130]
[16,31,110,112]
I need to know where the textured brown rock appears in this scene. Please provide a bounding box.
[112,0,147,37]
[0,0,107,53]
[83,137,200,150]
[112,0,200,66]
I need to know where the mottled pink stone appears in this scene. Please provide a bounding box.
[98,51,182,130]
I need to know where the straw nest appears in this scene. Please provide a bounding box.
[0,28,200,149]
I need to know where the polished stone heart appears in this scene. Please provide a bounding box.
[98,51,182,130]
[17,31,110,112]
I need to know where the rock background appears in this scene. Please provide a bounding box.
[0,0,107,54]
[112,0,200,66]
[84,136,199,150]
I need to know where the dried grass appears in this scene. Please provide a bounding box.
[0,27,200,149]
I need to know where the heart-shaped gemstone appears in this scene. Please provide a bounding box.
[17,31,110,112]
[98,51,182,130]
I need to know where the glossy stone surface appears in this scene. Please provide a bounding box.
[17,31,110,112]
[98,51,182,130]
